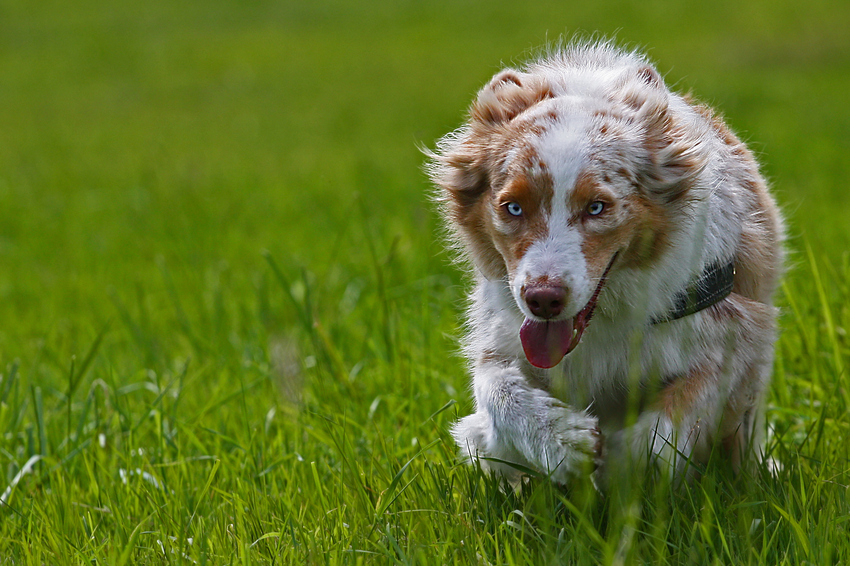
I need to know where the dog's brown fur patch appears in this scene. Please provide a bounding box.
[489,171,554,271]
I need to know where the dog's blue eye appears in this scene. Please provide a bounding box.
[505,202,523,216]
[587,201,605,216]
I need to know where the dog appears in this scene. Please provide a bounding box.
[426,40,783,486]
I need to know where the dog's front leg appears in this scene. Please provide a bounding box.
[606,359,759,483]
[453,359,601,484]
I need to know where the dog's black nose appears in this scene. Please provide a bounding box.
[524,285,567,319]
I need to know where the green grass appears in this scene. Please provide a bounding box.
[1,0,849,563]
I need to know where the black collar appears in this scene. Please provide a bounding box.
[652,260,736,324]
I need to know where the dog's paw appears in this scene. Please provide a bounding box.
[536,401,602,484]
[452,411,530,484]
[451,412,490,462]
[451,399,604,485]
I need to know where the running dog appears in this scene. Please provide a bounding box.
[427,40,783,485]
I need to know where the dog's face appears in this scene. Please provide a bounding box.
[432,66,705,367]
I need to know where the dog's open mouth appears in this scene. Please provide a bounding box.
[519,255,617,369]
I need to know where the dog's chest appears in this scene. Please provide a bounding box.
[546,319,693,419]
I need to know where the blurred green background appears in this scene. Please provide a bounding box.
[1,0,848,359]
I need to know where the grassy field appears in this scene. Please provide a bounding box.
[1,0,849,563]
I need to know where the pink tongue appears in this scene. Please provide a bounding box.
[520,318,577,369]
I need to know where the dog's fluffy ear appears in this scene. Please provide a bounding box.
[430,70,552,217]
[617,66,708,201]
[471,69,553,126]
[428,141,489,218]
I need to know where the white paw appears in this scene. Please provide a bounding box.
[611,411,694,480]
[536,401,602,483]
[452,412,490,462]
[452,402,603,485]
[452,412,528,484]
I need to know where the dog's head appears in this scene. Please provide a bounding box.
[429,53,707,368]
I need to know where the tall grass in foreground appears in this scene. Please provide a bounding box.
[0,243,847,564]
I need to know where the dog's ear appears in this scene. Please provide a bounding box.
[640,97,707,201]
[471,69,553,126]
[426,118,506,278]
[429,70,551,218]
[428,142,489,216]
[617,66,707,201]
